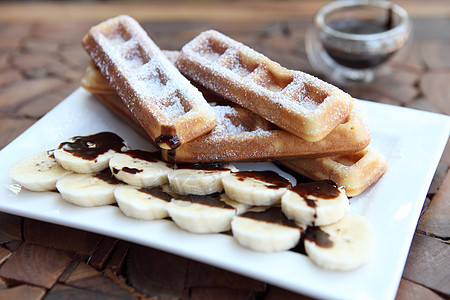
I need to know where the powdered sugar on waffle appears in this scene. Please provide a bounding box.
[176,30,354,141]
[98,30,207,122]
[208,106,270,139]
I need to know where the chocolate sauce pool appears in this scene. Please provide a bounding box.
[233,170,292,189]
[94,168,123,185]
[291,180,340,200]
[240,207,298,228]
[138,186,172,202]
[112,150,172,175]
[58,132,126,160]
[177,193,233,209]
[323,8,397,69]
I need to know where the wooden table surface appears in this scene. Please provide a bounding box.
[0,1,449,299]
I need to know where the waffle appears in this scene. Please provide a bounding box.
[175,30,354,142]
[277,147,388,196]
[81,61,371,163]
[162,102,371,163]
[81,60,150,138]
[81,15,217,150]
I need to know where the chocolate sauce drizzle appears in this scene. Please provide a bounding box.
[240,207,299,228]
[291,226,334,255]
[155,134,181,149]
[120,167,143,174]
[304,226,333,248]
[233,170,292,189]
[58,132,126,160]
[138,187,172,202]
[94,168,123,185]
[123,149,161,162]
[291,180,340,199]
[176,193,233,209]
[175,162,231,171]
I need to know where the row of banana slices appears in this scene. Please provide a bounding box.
[9,132,373,271]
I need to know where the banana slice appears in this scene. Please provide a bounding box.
[56,168,122,207]
[168,163,237,195]
[166,193,239,233]
[231,207,302,252]
[114,185,172,220]
[54,132,127,173]
[304,214,373,271]
[222,170,292,206]
[109,150,173,187]
[9,151,72,192]
[281,180,349,226]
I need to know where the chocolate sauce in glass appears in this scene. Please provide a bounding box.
[323,8,397,69]
[241,207,299,228]
[58,132,126,160]
[138,187,172,202]
[177,193,233,209]
[234,171,292,189]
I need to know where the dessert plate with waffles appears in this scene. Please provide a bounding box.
[0,15,449,300]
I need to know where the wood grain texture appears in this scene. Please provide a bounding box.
[418,170,450,238]
[396,279,443,300]
[402,233,449,296]
[0,285,46,300]
[0,242,74,289]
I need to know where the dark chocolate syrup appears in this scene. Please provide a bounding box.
[58,132,126,160]
[124,149,160,162]
[304,226,333,248]
[292,181,340,226]
[292,180,340,199]
[291,225,334,255]
[138,187,172,202]
[323,8,397,69]
[176,162,231,171]
[233,171,292,189]
[273,162,313,185]
[177,193,233,209]
[155,134,181,149]
[121,167,143,174]
[240,207,299,228]
[94,168,123,185]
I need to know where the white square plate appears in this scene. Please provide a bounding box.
[0,88,449,300]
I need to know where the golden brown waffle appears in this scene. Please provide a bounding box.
[161,102,370,163]
[81,60,150,138]
[81,15,217,150]
[278,147,388,196]
[81,60,115,94]
[81,60,371,163]
[175,30,354,142]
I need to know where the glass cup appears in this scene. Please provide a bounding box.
[306,0,412,86]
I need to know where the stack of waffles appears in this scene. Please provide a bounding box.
[81,15,387,196]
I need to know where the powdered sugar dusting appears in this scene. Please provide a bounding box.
[92,16,214,125]
[212,106,245,135]
[207,106,272,142]
[177,29,353,140]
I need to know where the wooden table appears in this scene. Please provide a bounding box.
[0,1,448,299]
